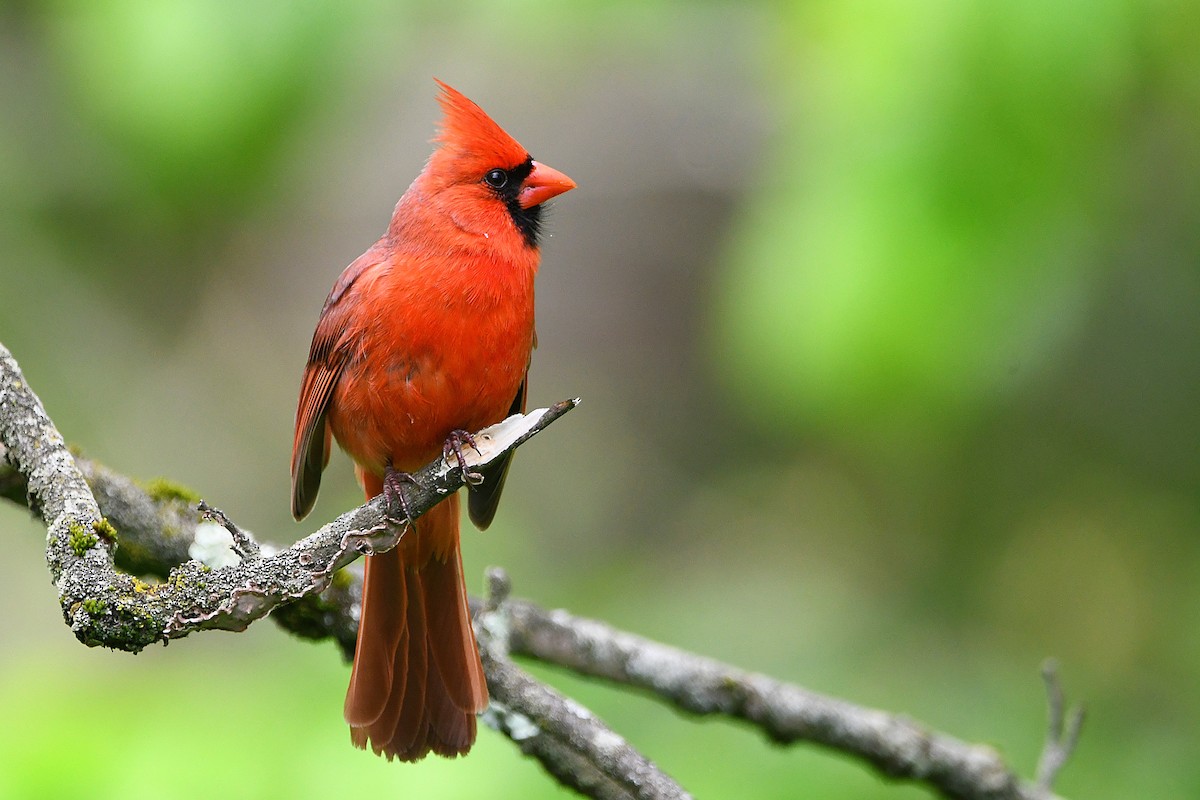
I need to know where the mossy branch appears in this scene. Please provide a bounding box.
[0,340,575,652]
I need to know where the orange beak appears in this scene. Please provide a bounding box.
[518,161,576,209]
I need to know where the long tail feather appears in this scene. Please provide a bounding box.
[343,487,488,761]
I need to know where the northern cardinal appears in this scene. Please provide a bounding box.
[290,81,574,760]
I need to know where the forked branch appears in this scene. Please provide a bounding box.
[0,341,1080,800]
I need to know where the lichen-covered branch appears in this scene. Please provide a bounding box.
[2,442,366,658]
[1,340,1080,800]
[0,339,576,652]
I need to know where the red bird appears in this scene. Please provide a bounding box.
[290,82,574,760]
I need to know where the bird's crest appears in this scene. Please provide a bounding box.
[433,80,529,169]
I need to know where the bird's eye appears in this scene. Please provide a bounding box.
[484,169,509,189]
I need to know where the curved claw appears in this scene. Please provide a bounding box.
[382,461,423,526]
[443,429,485,486]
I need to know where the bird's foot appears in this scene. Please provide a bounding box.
[443,429,484,486]
[382,461,423,527]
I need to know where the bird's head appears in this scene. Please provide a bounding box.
[421,80,576,248]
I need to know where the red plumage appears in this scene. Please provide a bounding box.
[290,82,574,760]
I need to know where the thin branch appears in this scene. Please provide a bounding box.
[199,500,262,561]
[1035,660,1085,791]
[479,569,693,800]
[485,595,1076,800]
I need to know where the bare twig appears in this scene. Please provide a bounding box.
[198,500,262,561]
[1035,660,1085,791]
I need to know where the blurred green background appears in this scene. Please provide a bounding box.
[2,1,1197,798]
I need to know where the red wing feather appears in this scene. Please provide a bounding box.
[290,360,341,520]
[290,249,383,520]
